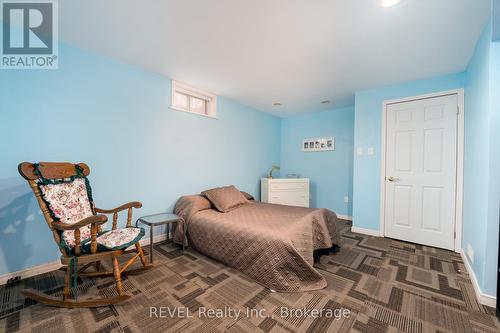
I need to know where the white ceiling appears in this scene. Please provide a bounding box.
[59,0,491,116]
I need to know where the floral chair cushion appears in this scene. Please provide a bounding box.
[81,227,145,252]
[39,178,94,252]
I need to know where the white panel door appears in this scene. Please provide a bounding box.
[384,94,458,250]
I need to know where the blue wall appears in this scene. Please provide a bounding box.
[463,21,492,294]
[484,36,500,296]
[0,44,281,275]
[462,19,500,297]
[280,106,354,216]
[352,73,466,231]
[463,18,500,297]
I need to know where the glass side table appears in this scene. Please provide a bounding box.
[135,213,185,263]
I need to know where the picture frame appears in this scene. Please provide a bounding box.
[302,137,335,152]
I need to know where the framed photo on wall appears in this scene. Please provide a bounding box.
[302,137,335,152]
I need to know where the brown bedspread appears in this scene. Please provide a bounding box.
[173,196,339,292]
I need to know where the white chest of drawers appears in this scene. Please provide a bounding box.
[261,178,310,208]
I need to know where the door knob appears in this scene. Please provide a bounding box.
[387,176,399,182]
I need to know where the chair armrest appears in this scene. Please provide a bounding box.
[94,201,143,214]
[51,214,108,231]
[52,215,107,255]
[95,201,142,229]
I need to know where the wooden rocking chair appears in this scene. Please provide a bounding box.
[18,162,153,308]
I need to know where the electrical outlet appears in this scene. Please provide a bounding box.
[344,196,349,203]
[357,147,363,155]
[467,243,474,264]
[367,147,374,155]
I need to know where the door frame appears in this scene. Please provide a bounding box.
[379,89,464,252]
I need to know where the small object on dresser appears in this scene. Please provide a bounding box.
[136,213,185,263]
[267,165,280,178]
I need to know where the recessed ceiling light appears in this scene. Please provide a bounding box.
[379,0,400,8]
[321,100,331,104]
[272,102,282,106]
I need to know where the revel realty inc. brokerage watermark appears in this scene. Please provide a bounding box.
[150,306,351,321]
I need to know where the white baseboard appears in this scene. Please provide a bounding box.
[0,233,170,286]
[351,226,381,237]
[136,233,169,248]
[479,292,497,308]
[337,214,352,221]
[0,260,62,286]
[460,250,497,307]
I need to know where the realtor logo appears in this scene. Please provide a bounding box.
[1,0,58,69]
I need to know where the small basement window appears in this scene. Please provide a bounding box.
[171,80,217,118]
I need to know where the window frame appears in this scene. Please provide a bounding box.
[170,80,217,118]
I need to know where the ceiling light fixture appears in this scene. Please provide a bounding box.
[379,0,400,8]
[272,102,282,106]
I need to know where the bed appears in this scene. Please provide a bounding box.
[173,189,340,292]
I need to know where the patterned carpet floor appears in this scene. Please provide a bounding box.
[0,220,498,333]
